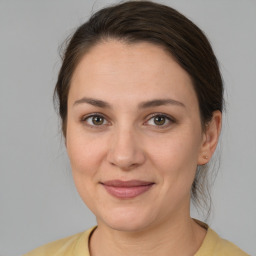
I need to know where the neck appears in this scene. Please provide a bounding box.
[90,212,206,256]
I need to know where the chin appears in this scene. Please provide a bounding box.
[97,205,157,233]
[104,219,153,233]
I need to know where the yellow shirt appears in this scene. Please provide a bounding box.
[24,226,249,256]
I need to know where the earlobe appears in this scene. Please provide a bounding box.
[197,110,222,165]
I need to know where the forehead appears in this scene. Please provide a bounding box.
[69,40,197,107]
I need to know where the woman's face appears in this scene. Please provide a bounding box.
[66,40,212,232]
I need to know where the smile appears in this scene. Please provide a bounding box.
[101,180,155,199]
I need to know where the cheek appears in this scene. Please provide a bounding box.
[68,139,99,174]
[147,129,202,191]
[66,122,105,172]
[148,131,201,170]
[66,131,105,211]
[147,134,201,212]
[66,126,106,198]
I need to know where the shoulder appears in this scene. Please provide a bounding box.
[23,232,83,256]
[23,227,95,256]
[196,227,249,256]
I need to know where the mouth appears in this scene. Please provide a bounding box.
[100,180,155,199]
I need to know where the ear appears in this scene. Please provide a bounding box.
[197,110,222,165]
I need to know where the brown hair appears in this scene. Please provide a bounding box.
[54,0,223,213]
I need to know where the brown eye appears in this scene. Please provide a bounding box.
[83,114,107,126]
[145,114,174,128]
[92,116,104,125]
[153,116,166,125]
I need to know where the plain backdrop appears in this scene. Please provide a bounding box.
[0,0,255,255]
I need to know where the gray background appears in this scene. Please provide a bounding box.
[0,0,255,255]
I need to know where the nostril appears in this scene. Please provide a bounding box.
[107,148,145,170]
[106,130,146,169]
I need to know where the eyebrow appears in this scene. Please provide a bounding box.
[73,97,185,109]
[138,99,185,109]
[73,97,111,108]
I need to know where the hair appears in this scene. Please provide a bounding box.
[54,0,224,215]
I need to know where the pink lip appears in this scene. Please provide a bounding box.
[101,180,154,199]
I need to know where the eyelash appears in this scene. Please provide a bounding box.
[144,113,175,129]
[81,113,109,128]
[81,113,175,129]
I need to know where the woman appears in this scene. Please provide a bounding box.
[25,1,249,255]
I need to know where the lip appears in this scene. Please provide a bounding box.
[101,180,154,199]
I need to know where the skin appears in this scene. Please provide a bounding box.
[66,40,222,256]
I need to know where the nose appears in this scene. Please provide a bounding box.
[107,127,146,170]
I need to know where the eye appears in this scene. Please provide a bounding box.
[145,114,174,128]
[82,114,108,127]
